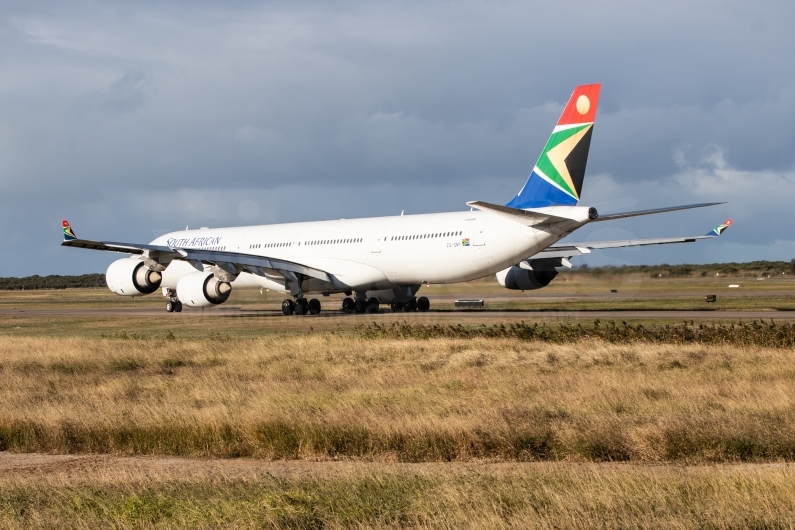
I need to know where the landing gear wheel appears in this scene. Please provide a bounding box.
[342,297,355,314]
[390,301,404,312]
[354,299,367,314]
[174,301,183,313]
[366,297,379,314]
[417,297,430,312]
[294,299,308,316]
[308,298,321,315]
[166,300,175,313]
[403,297,418,312]
[281,299,295,315]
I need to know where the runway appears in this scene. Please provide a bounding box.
[2,306,795,320]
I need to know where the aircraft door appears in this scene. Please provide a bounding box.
[372,226,387,253]
[234,235,246,251]
[473,218,488,246]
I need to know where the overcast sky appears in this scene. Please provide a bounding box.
[1,0,793,276]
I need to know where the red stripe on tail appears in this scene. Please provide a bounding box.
[557,84,601,126]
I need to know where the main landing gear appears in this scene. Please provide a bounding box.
[343,295,379,314]
[282,298,321,316]
[390,296,430,312]
[285,293,431,316]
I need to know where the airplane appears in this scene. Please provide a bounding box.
[62,84,732,315]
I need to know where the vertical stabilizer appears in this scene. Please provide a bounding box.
[507,84,601,209]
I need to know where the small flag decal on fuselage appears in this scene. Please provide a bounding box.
[462,238,470,247]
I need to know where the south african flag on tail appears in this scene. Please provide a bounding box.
[507,84,601,209]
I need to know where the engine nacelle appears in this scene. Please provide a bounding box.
[496,266,558,291]
[106,258,162,296]
[176,272,232,307]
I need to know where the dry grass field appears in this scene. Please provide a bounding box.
[2,456,794,528]
[2,297,795,526]
[2,332,795,462]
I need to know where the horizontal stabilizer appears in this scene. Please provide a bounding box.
[467,201,574,225]
[592,202,724,222]
[530,218,734,260]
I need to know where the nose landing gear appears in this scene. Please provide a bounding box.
[163,289,182,313]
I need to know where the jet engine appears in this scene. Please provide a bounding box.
[176,272,232,307]
[496,265,558,291]
[106,258,162,296]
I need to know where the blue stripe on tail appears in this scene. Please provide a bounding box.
[506,171,579,209]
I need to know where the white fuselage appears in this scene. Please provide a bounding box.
[152,209,588,298]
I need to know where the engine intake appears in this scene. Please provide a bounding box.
[496,266,558,291]
[176,272,232,307]
[106,258,162,296]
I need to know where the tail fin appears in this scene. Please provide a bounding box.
[705,219,733,237]
[62,220,77,241]
[506,84,601,209]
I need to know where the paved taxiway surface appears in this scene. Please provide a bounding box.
[3,306,795,320]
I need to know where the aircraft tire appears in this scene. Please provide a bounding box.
[294,299,309,316]
[404,298,418,312]
[366,297,380,313]
[281,299,295,315]
[390,301,404,312]
[308,298,321,315]
[354,299,367,314]
[175,301,183,313]
[417,297,430,312]
[342,297,355,313]
[166,301,175,313]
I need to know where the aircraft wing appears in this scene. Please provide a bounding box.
[591,202,725,222]
[530,219,733,260]
[61,239,172,254]
[173,248,332,282]
[60,220,332,283]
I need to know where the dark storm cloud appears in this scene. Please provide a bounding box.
[0,0,793,275]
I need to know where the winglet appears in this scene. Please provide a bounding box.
[705,219,733,237]
[62,220,77,241]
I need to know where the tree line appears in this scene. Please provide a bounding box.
[0,274,106,290]
[571,260,794,278]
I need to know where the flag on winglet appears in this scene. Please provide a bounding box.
[705,219,733,237]
[62,220,77,241]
